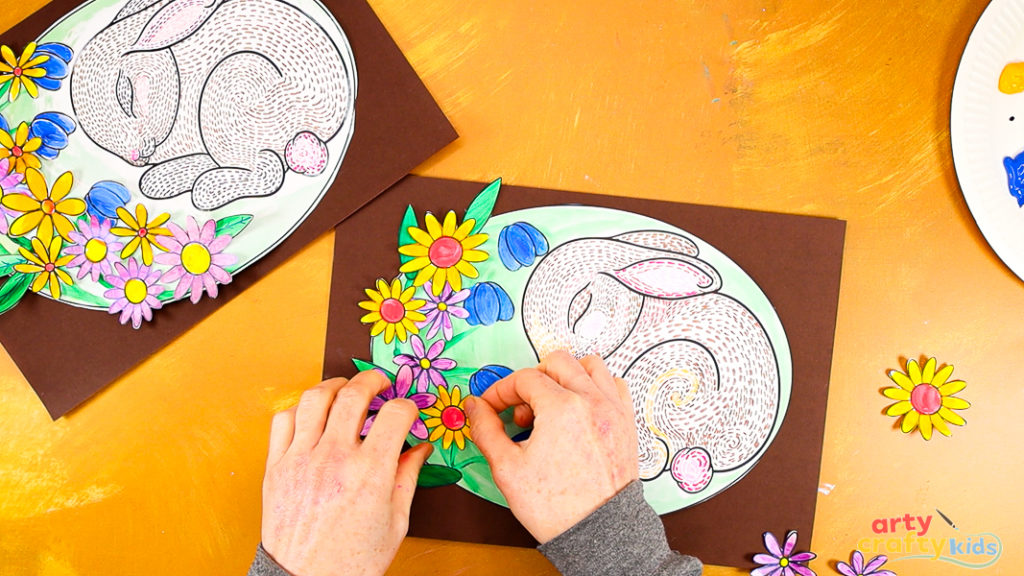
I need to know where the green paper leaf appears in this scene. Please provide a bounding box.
[416,463,462,488]
[352,358,395,379]
[0,82,9,107]
[0,254,24,277]
[0,273,30,315]
[214,214,253,238]
[157,289,175,301]
[9,235,32,252]
[464,178,501,235]
[397,205,417,261]
[97,276,114,290]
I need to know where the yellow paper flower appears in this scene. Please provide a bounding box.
[14,235,74,299]
[0,43,50,101]
[423,384,472,450]
[2,168,85,243]
[358,277,426,344]
[883,357,970,440]
[110,204,171,266]
[0,121,43,175]
[398,211,488,295]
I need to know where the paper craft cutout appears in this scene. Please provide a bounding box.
[882,357,970,441]
[752,530,817,576]
[355,180,791,513]
[0,0,356,327]
[835,551,896,576]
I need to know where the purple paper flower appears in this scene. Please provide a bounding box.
[66,215,124,281]
[103,258,163,329]
[418,280,469,340]
[835,551,893,576]
[360,365,437,439]
[0,157,28,234]
[752,530,816,576]
[155,216,235,304]
[393,334,457,392]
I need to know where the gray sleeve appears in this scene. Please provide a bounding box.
[538,480,702,576]
[247,544,291,576]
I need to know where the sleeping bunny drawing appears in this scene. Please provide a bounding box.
[71,0,356,210]
[522,230,781,494]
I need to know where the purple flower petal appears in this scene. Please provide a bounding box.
[360,415,375,436]
[790,565,815,576]
[753,554,780,565]
[763,532,783,558]
[449,306,470,319]
[203,274,218,299]
[395,366,413,397]
[439,282,452,300]
[789,552,816,563]
[173,277,191,300]
[441,313,454,340]
[862,554,886,573]
[108,297,128,314]
[208,234,232,254]
[185,216,200,241]
[410,335,426,357]
[835,562,856,576]
[408,392,437,408]
[850,551,864,573]
[428,369,448,389]
[394,354,417,367]
[426,338,446,359]
[751,566,782,576]
[409,419,427,439]
[368,396,387,411]
[211,252,236,267]
[448,289,470,303]
[425,317,441,340]
[161,265,185,284]
[782,531,798,557]
[871,571,896,576]
[416,372,432,393]
[200,218,216,244]
[432,358,456,370]
[208,265,232,284]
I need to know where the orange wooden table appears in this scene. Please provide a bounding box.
[1,1,1017,574]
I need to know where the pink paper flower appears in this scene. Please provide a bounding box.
[752,530,816,576]
[103,258,163,329]
[154,216,235,304]
[65,215,124,281]
[418,280,470,340]
[0,157,28,235]
[360,365,437,439]
[393,334,457,393]
[835,551,894,576]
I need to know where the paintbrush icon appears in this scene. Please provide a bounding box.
[936,508,958,530]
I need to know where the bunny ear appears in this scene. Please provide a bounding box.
[130,0,221,51]
[608,257,721,299]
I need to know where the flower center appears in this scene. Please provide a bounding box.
[428,236,463,269]
[379,298,406,323]
[11,146,22,157]
[779,558,789,567]
[910,384,942,415]
[44,263,55,272]
[437,302,448,312]
[124,278,148,305]
[12,67,22,77]
[441,405,466,430]
[419,358,432,370]
[181,242,212,275]
[84,238,107,263]
[138,227,148,238]
[41,199,55,215]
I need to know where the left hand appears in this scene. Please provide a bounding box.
[260,371,433,576]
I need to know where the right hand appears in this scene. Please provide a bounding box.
[464,351,639,544]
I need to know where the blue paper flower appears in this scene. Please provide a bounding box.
[1004,151,1024,207]
[85,181,131,221]
[498,222,548,271]
[29,111,76,160]
[33,43,73,92]
[464,281,514,326]
[469,364,513,396]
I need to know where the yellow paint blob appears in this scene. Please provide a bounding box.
[124,278,148,304]
[84,238,107,263]
[999,62,1024,94]
[181,242,212,275]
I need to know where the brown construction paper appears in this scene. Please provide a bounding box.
[0,0,457,419]
[324,176,845,568]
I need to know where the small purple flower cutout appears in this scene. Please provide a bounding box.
[418,280,470,340]
[393,334,457,392]
[752,530,816,576]
[835,551,894,576]
[360,365,437,439]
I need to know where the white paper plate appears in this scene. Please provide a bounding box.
[951,0,1024,282]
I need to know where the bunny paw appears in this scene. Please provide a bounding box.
[670,447,713,493]
[285,131,329,176]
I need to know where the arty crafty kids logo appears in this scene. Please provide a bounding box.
[857,510,1003,570]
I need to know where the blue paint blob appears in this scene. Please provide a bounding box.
[1004,152,1024,207]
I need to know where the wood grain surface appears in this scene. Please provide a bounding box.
[1,1,1015,575]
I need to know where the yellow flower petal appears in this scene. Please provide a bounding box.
[901,409,920,434]
[921,358,936,385]
[398,243,429,257]
[22,77,38,99]
[9,77,21,101]
[109,227,137,237]
[907,359,922,385]
[453,218,474,240]
[429,425,445,443]
[358,300,381,311]
[21,153,40,171]
[461,233,488,249]
[135,203,148,228]
[412,265,435,287]
[932,365,954,387]
[441,210,457,236]
[407,226,434,247]
[46,236,62,262]
[55,254,74,267]
[149,212,170,227]
[24,168,47,200]
[942,396,971,410]
[461,249,488,263]
[431,267,446,293]
[931,414,952,437]
[394,319,408,343]
[406,299,425,311]
[454,260,479,278]
[454,431,465,450]
[9,210,43,236]
[17,43,37,67]
[369,320,386,337]
[376,278,391,299]
[50,172,73,202]
[443,429,454,449]
[424,418,442,428]
[938,380,966,396]
[405,311,426,323]
[883,387,910,401]
[52,214,75,241]
[0,46,16,68]
[22,54,49,69]
[0,130,12,149]
[462,426,472,441]
[450,386,461,406]
[14,122,28,146]
[383,322,396,344]
[918,414,933,440]
[938,406,965,426]
[885,401,913,416]
[47,273,62,299]
[17,245,40,266]
[22,137,41,153]
[2,193,41,212]
[141,239,153,265]
[30,271,48,293]
[424,213,442,239]
[364,288,384,302]
[446,267,462,292]
[399,285,416,303]
[121,236,141,259]
[399,257,431,273]
[360,311,382,324]
[13,263,42,274]
[423,406,442,418]
[116,206,138,229]
[888,369,914,391]
[390,278,403,297]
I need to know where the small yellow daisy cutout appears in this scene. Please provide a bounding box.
[883,357,970,440]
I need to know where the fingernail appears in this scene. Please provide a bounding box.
[464,397,477,416]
